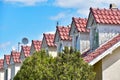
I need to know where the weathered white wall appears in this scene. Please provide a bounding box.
[15,63,21,75]
[98,24,120,45]
[102,46,120,80]
[8,66,11,80]
[11,64,15,80]
[0,70,4,80]
[48,47,57,57]
[80,32,90,53]
[57,40,72,53]
[11,63,21,80]
[72,32,89,53]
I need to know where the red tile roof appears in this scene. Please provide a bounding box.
[32,40,42,51]
[56,26,72,41]
[0,59,4,69]
[4,55,11,65]
[21,46,30,57]
[43,33,56,47]
[83,34,120,63]
[72,17,89,32]
[11,51,21,63]
[90,8,120,24]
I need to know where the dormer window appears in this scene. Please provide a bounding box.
[46,48,49,54]
[75,35,80,50]
[59,43,62,52]
[93,28,99,49]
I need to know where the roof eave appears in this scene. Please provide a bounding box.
[89,41,120,65]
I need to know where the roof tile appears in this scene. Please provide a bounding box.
[11,51,21,63]
[83,34,120,63]
[72,17,89,32]
[91,8,120,25]
[0,59,4,69]
[56,26,72,41]
[43,33,56,47]
[32,40,42,51]
[4,55,10,65]
[21,46,30,57]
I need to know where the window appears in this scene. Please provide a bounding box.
[59,43,62,52]
[5,69,8,80]
[93,28,99,49]
[46,48,49,54]
[75,35,80,50]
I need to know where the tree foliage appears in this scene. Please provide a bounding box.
[14,47,95,80]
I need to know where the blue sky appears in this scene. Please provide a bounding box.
[0,0,120,58]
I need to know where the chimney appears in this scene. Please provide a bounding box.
[109,3,117,9]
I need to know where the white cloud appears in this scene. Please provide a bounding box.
[0,42,11,49]
[3,0,47,6]
[50,12,66,21]
[54,0,120,8]
[54,0,120,16]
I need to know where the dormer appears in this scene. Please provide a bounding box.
[87,5,120,50]
[3,55,10,69]
[10,51,21,65]
[10,51,21,80]
[0,59,4,80]
[30,40,42,55]
[20,46,30,62]
[54,26,72,53]
[70,17,90,52]
[41,33,57,57]
[0,59,4,70]
[3,55,11,80]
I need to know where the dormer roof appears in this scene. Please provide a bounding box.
[4,55,10,65]
[0,59,4,70]
[89,7,120,25]
[11,51,21,63]
[55,26,72,42]
[32,40,42,51]
[21,46,30,57]
[72,17,89,32]
[43,33,56,47]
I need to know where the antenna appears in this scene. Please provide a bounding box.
[56,21,59,27]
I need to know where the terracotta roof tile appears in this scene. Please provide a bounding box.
[0,59,4,69]
[90,8,120,25]
[72,17,89,32]
[11,51,21,63]
[56,26,72,41]
[43,33,56,47]
[21,46,30,57]
[32,40,42,51]
[4,55,10,65]
[83,34,120,63]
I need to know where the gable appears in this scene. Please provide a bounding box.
[41,37,47,48]
[54,30,60,43]
[3,59,7,68]
[86,12,97,28]
[20,50,25,61]
[10,56,14,65]
[70,21,77,36]
[30,44,34,55]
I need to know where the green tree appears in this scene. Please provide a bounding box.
[14,48,95,80]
